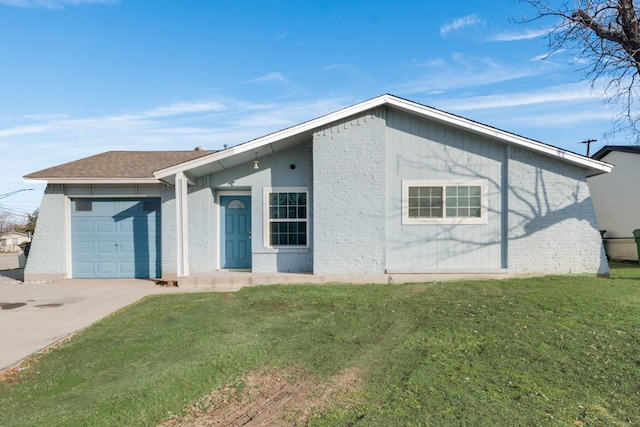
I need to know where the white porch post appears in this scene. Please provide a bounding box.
[175,171,189,277]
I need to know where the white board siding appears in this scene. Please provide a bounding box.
[384,108,504,272]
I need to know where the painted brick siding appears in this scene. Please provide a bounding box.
[161,189,177,278]
[187,185,214,273]
[507,148,609,275]
[24,185,68,281]
[312,108,386,274]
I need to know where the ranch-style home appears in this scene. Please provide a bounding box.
[24,94,612,283]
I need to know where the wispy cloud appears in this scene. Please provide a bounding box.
[0,0,116,8]
[394,52,548,94]
[440,14,483,36]
[437,83,594,111]
[245,72,290,85]
[487,28,548,42]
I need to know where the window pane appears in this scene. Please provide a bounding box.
[408,187,442,218]
[442,185,483,218]
[75,200,92,212]
[269,191,307,246]
[432,208,442,218]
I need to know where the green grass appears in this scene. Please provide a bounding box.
[1,266,639,426]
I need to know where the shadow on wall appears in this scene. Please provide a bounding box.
[113,201,161,279]
[385,143,605,271]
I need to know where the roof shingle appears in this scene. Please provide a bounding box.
[25,150,216,180]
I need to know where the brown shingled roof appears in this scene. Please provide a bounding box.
[25,150,216,180]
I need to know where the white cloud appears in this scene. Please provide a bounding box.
[394,53,548,94]
[437,84,594,111]
[487,28,548,42]
[245,72,290,85]
[3,95,354,212]
[0,0,116,8]
[440,14,483,36]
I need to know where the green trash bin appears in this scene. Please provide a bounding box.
[633,229,640,264]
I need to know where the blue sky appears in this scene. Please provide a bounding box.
[0,0,620,215]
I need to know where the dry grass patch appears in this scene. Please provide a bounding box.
[160,367,360,427]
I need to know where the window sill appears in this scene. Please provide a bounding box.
[255,247,310,254]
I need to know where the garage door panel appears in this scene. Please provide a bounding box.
[96,242,117,254]
[118,224,134,233]
[72,198,161,279]
[74,221,94,233]
[119,262,135,274]
[74,242,93,253]
[74,262,95,274]
[96,220,116,233]
[97,262,117,274]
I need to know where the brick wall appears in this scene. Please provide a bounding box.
[312,107,387,274]
[24,185,67,281]
[507,148,609,275]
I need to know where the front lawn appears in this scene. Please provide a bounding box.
[1,266,639,426]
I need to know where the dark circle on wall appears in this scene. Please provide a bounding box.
[290,164,296,169]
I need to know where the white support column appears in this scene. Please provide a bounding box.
[175,172,189,277]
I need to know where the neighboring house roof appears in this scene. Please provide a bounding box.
[591,145,640,160]
[25,149,216,184]
[153,94,612,183]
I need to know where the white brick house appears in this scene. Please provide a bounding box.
[24,95,612,282]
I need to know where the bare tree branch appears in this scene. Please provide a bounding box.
[521,0,640,142]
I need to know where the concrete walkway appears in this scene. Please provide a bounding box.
[0,255,195,372]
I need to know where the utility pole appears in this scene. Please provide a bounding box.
[579,139,597,157]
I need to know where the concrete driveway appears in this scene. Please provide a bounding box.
[0,254,191,372]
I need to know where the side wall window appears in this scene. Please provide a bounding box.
[264,187,308,247]
[402,180,487,225]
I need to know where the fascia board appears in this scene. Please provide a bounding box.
[153,93,612,179]
[153,95,390,179]
[23,178,161,184]
[385,96,613,174]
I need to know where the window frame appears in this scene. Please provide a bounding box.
[263,187,309,248]
[401,180,488,225]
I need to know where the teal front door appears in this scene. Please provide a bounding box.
[220,196,252,269]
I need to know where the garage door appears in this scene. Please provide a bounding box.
[71,198,161,279]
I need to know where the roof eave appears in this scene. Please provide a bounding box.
[153,93,613,179]
[153,95,391,180]
[24,178,161,184]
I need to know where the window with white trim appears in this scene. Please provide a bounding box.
[402,180,487,225]
[264,188,308,247]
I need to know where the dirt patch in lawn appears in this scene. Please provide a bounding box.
[159,367,360,427]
